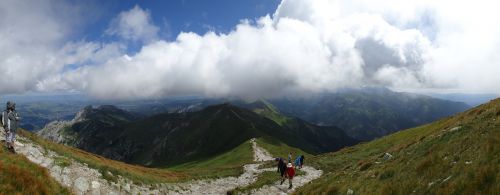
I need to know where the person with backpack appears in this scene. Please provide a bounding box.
[275,157,287,185]
[286,163,296,189]
[2,102,12,148]
[299,155,305,169]
[294,155,301,168]
[4,101,20,153]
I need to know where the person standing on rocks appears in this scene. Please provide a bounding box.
[4,101,20,153]
[286,163,296,189]
[288,152,292,162]
[276,157,287,185]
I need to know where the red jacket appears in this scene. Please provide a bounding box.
[286,166,295,178]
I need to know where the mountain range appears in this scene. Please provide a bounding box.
[38,103,357,167]
[268,88,470,140]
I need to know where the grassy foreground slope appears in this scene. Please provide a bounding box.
[21,129,186,184]
[0,143,70,194]
[296,98,500,194]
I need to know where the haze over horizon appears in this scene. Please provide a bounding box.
[1,0,499,100]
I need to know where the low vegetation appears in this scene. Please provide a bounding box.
[20,129,186,184]
[169,140,254,179]
[256,136,311,163]
[0,142,70,195]
[295,98,500,194]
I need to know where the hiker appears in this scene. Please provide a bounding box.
[288,152,292,163]
[299,155,304,169]
[275,157,287,185]
[294,155,301,169]
[4,101,20,153]
[286,163,296,189]
[2,102,11,147]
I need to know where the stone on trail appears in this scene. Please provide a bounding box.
[74,177,89,193]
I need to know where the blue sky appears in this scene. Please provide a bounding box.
[79,0,280,43]
[0,0,499,99]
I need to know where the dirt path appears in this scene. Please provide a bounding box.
[251,138,274,162]
[248,139,323,195]
[250,166,323,195]
[8,133,322,195]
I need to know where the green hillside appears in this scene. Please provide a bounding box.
[169,139,254,179]
[295,98,500,194]
[0,142,70,194]
[43,103,356,167]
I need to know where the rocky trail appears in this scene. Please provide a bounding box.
[3,132,322,195]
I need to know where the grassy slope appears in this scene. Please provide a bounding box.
[169,140,254,179]
[0,143,70,194]
[20,129,186,184]
[296,98,500,194]
[256,136,311,162]
[253,100,292,126]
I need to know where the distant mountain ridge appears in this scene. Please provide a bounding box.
[38,103,357,167]
[37,105,140,145]
[268,88,470,140]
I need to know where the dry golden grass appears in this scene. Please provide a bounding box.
[0,142,70,194]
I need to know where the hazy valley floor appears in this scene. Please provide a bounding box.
[2,132,322,195]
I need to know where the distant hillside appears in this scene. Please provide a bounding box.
[269,88,470,140]
[38,103,357,167]
[37,105,139,145]
[296,98,500,194]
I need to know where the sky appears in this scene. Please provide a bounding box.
[0,0,499,100]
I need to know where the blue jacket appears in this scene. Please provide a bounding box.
[295,156,301,166]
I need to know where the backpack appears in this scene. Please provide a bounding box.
[1,110,7,127]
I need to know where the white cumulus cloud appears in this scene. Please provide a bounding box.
[2,0,500,99]
[106,5,159,43]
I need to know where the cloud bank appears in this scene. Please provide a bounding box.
[2,0,500,99]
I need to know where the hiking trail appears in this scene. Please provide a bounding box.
[4,132,322,195]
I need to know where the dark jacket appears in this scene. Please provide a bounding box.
[7,111,20,132]
[277,158,287,173]
[1,110,7,128]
